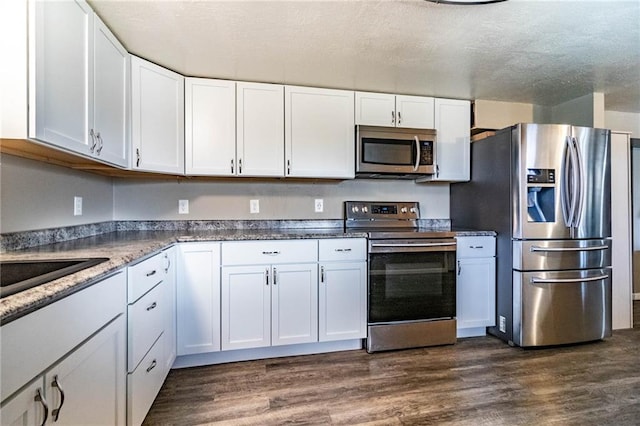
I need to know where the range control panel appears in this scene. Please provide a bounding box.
[344,201,420,223]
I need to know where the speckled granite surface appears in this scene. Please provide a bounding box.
[0,220,495,324]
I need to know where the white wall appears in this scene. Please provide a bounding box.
[113,179,450,221]
[551,93,605,127]
[0,154,114,233]
[605,111,640,138]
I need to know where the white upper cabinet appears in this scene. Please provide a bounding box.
[431,98,471,182]
[31,0,128,167]
[131,55,184,174]
[32,0,92,153]
[185,78,236,176]
[355,91,434,129]
[285,86,355,179]
[237,82,285,177]
[92,16,129,167]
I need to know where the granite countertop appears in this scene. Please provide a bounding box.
[0,227,495,324]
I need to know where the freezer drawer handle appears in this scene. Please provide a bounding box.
[531,274,609,284]
[530,245,608,253]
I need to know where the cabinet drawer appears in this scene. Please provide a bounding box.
[128,252,166,303]
[127,333,165,426]
[456,236,495,258]
[319,238,366,261]
[222,240,317,265]
[128,282,165,372]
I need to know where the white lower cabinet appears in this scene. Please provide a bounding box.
[0,272,127,426]
[126,250,175,426]
[221,240,319,351]
[176,243,221,355]
[318,238,367,342]
[456,236,496,338]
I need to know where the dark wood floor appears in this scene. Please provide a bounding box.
[144,302,640,425]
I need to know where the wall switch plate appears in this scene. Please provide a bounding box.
[250,199,260,214]
[314,198,324,213]
[499,315,506,333]
[178,199,189,214]
[73,196,82,216]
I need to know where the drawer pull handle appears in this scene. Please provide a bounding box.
[146,359,157,373]
[35,388,49,426]
[470,246,484,249]
[335,248,352,252]
[146,302,157,311]
[51,375,65,422]
[262,251,281,256]
[146,270,157,277]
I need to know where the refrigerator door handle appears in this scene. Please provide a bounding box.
[531,274,609,284]
[530,245,609,253]
[560,136,573,227]
[572,136,585,228]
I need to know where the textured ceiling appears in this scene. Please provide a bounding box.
[89,0,640,113]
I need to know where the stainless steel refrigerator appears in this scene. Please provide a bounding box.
[451,123,612,347]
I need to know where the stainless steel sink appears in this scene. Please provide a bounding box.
[0,258,109,298]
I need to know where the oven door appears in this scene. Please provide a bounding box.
[368,239,456,324]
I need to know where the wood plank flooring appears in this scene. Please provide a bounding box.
[144,302,640,425]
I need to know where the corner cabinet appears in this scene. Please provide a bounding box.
[431,98,471,181]
[31,0,129,167]
[131,55,184,174]
[285,86,355,179]
[456,236,496,338]
[176,243,222,355]
[355,91,434,129]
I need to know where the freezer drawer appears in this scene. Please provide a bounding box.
[513,239,611,271]
[513,268,611,347]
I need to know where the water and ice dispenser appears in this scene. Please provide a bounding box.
[527,168,555,222]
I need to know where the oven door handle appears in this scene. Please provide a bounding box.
[370,242,456,248]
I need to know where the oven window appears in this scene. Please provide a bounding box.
[368,251,456,323]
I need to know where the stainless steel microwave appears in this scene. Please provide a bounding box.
[355,125,436,178]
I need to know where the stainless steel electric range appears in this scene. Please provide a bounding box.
[344,201,457,353]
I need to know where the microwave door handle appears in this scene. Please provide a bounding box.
[413,136,420,171]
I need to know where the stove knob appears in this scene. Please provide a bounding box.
[410,207,417,214]
[400,207,408,214]
[352,206,359,213]
[362,206,368,213]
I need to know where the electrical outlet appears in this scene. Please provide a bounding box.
[499,315,506,333]
[178,199,189,214]
[314,198,324,213]
[250,199,260,214]
[73,196,82,216]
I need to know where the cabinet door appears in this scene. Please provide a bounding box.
[92,15,128,168]
[285,86,355,179]
[177,243,221,355]
[33,0,93,153]
[46,315,126,426]
[457,257,496,330]
[131,55,184,174]
[162,247,177,373]
[355,92,396,126]
[271,263,318,346]
[237,82,285,177]
[433,98,471,181]
[0,379,45,426]
[319,262,367,341]
[396,95,435,129]
[185,78,236,175]
[221,265,271,350]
